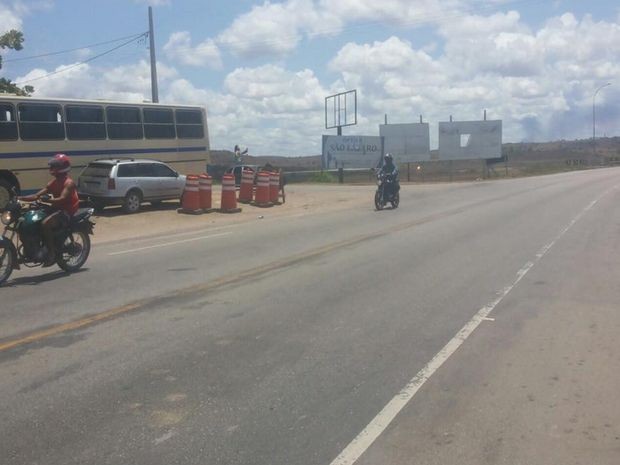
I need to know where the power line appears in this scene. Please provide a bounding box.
[4,31,148,63]
[15,32,149,85]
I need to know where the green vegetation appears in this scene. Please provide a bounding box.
[309,171,337,183]
[0,29,34,96]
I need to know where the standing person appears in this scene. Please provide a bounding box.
[278,168,287,204]
[18,153,79,266]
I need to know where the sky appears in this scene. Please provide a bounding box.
[1,0,619,156]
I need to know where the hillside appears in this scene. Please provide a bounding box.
[211,137,620,169]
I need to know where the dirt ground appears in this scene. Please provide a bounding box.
[91,184,372,244]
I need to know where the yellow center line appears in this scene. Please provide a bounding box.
[1,190,526,353]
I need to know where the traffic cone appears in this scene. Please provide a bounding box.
[238,169,254,203]
[220,174,241,213]
[253,171,272,207]
[178,174,202,214]
[199,173,213,212]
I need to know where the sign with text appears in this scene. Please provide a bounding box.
[322,135,384,169]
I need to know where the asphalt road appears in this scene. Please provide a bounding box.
[1,168,620,464]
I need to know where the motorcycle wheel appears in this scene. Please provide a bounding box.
[374,191,384,210]
[391,192,400,209]
[0,242,14,285]
[57,230,91,272]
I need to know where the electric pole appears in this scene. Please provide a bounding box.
[148,6,159,103]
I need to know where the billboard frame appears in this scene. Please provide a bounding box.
[325,90,357,135]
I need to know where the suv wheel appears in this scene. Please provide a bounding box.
[123,190,142,213]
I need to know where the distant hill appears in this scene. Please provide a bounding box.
[210,137,620,170]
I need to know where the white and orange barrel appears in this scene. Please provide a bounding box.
[199,173,212,210]
[238,169,254,203]
[181,174,201,212]
[254,171,272,206]
[220,174,238,212]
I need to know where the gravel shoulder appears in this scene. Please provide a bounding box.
[91,184,374,245]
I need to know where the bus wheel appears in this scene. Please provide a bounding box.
[0,179,15,211]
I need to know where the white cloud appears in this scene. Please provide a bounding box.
[133,0,170,5]
[19,59,178,102]
[0,5,23,33]
[324,9,620,146]
[163,31,222,69]
[9,4,620,154]
[213,0,509,59]
[216,0,324,58]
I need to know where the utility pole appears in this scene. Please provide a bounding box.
[593,83,610,158]
[148,6,159,103]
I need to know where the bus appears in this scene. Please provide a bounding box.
[0,95,210,208]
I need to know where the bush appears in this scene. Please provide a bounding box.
[309,171,337,183]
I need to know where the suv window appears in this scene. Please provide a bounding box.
[151,163,176,177]
[81,163,113,178]
[117,164,139,178]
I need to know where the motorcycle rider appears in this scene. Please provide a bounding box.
[18,153,79,266]
[379,153,400,198]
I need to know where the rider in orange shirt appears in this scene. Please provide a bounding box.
[19,154,79,266]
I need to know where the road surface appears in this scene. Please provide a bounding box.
[1,169,620,464]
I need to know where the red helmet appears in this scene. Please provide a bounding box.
[48,153,71,175]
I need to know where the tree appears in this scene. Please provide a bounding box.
[0,29,34,96]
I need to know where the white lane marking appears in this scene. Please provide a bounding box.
[153,429,178,445]
[108,232,231,256]
[329,185,618,465]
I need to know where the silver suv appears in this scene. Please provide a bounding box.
[78,159,186,213]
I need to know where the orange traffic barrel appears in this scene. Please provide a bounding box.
[199,173,212,211]
[269,171,280,204]
[178,174,202,214]
[254,171,272,207]
[238,169,254,203]
[220,174,241,213]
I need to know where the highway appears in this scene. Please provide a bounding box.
[1,168,620,464]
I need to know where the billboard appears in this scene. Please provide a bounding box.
[438,120,502,160]
[322,135,384,169]
[379,123,430,162]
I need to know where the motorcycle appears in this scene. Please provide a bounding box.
[0,193,95,285]
[374,171,400,210]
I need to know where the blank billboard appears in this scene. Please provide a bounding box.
[438,120,502,160]
[379,123,430,162]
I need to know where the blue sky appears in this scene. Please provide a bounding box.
[1,0,619,155]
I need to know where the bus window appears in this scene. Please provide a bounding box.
[18,103,65,140]
[66,105,106,140]
[175,109,204,139]
[144,108,176,139]
[106,106,143,140]
[0,103,18,141]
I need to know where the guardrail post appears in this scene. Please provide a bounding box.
[338,167,344,184]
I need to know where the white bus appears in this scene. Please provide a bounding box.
[0,95,210,208]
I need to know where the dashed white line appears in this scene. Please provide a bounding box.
[329,184,618,465]
[108,232,232,256]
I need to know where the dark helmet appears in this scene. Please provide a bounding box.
[48,153,71,175]
[384,153,393,163]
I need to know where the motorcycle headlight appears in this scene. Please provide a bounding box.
[1,210,11,225]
